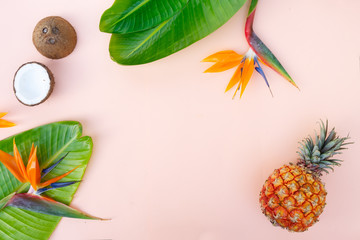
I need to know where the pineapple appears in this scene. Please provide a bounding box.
[259,120,351,232]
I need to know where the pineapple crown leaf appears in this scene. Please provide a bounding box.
[297,120,352,176]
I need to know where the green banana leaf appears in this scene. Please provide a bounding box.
[100,0,190,34]
[100,0,247,65]
[0,121,93,240]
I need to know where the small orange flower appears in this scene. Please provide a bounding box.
[0,113,15,128]
[0,140,77,194]
[202,0,298,99]
[203,49,265,98]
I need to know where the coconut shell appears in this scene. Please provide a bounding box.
[13,62,55,106]
[33,16,77,59]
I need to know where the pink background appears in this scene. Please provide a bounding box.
[1,0,360,239]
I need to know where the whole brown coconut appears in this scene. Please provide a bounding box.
[33,16,77,59]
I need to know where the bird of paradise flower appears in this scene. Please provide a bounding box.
[0,140,100,219]
[203,0,299,98]
[1,140,78,195]
[0,113,15,128]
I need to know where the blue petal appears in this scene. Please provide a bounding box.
[254,57,273,96]
[50,181,80,188]
[253,56,261,68]
[42,152,69,178]
[35,188,49,195]
[50,181,80,189]
[36,181,80,195]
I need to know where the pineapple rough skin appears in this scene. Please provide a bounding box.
[259,164,326,232]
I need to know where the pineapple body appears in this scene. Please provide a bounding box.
[259,164,327,232]
[259,121,350,231]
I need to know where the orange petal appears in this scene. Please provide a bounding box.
[0,113,15,128]
[202,50,242,62]
[233,77,242,99]
[29,144,35,158]
[239,58,255,98]
[225,62,244,92]
[0,119,16,128]
[13,139,28,182]
[26,146,41,190]
[204,59,243,73]
[39,166,79,188]
[0,150,26,182]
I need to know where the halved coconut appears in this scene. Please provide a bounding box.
[13,62,54,106]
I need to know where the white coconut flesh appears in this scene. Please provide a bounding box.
[14,62,53,106]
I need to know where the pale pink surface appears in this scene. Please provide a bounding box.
[1,0,360,239]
